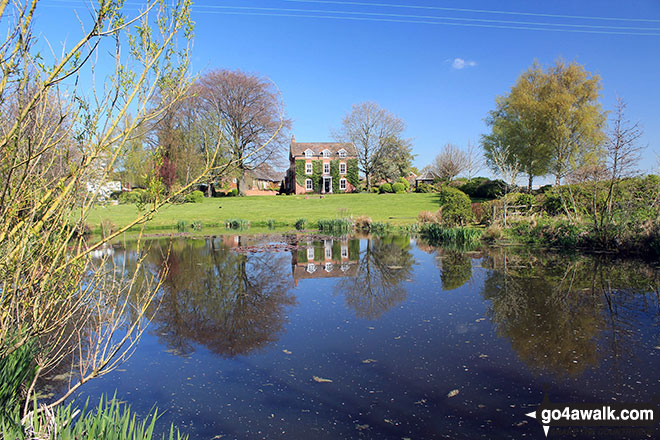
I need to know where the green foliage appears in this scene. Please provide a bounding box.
[266,219,276,229]
[392,182,405,193]
[379,183,393,193]
[227,188,238,197]
[317,218,353,234]
[330,160,340,193]
[183,190,204,203]
[225,218,249,229]
[191,220,203,231]
[312,161,323,192]
[118,189,149,205]
[295,160,307,187]
[176,220,187,232]
[0,338,36,420]
[346,158,360,190]
[415,183,433,193]
[436,186,472,226]
[439,252,473,291]
[418,225,483,249]
[2,395,188,440]
[514,193,536,208]
[459,178,505,199]
[295,218,307,230]
[396,177,410,192]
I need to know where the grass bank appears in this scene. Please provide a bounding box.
[87,193,443,233]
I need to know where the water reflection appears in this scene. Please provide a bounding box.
[480,248,660,377]
[144,237,295,357]
[335,234,415,319]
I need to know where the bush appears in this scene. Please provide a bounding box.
[415,183,433,193]
[482,225,503,242]
[392,182,405,193]
[458,177,489,197]
[418,224,483,248]
[176,220,187,232]
[118,189,148,204]
[436,186,472,226]
[354,215,372,230]
[227,188,238,197]
[418,210,439,224]
[191,220,203,231]
[459,178,506,199]
[295,218,307,230]
[396,177,410,192]
[371,186,379,193]
[266,219,276,229]
[183,190,204,203]
[379,183,393,194]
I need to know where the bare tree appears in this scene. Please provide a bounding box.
[465,140,484,180]
[198,69,290,196]
[333,101,407,190]
[432,143,468,181]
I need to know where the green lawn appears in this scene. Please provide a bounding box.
[88,193,444,232]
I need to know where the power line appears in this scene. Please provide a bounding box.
[187,4,660,32]
[284,0,660,23]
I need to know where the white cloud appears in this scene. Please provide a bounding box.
[452,58,477,70]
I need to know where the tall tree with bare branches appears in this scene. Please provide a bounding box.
[432,143,468,181]
[334,102,408,190]
[198,69,290,196]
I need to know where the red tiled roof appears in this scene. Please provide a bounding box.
[291,141,357,157]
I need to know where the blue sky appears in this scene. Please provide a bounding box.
[36,0,660,178]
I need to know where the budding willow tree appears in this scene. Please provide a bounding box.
[0,0,286,430]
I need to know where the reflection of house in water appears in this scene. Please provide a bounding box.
[291,238,360,285]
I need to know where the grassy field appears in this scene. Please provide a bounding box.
[88,193,443,232]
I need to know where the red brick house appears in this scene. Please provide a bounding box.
[284,135,359,194]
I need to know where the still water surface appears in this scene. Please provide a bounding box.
[76,234,660,439]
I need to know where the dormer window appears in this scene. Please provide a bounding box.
[304,149,314,158]
[321,149,331,158]
[338,149,347,158]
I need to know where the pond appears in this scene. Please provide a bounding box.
[72,234,660,439]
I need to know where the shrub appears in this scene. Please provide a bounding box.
[100,219,115,236]
[514,192,536,209]
[354,215,372,230]
[482,225,503,242]
[436,186,472,226]
[266,219,276,229]
[415,183,433,193]
[227,188,238,197]
[295,218,307,230]
[458,177,489,197]
[392,182,405,193]
[183,190,204,203]
[118,189,148,204]
[379,183,393,193]
[191,220,203,231]
[370,222,390,234]
[371,186,379,193]
[418,210,439,224]
[176,220,187,232]
[396,177,410,192]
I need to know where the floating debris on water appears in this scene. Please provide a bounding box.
[447,389,460,398]
[312,376,333,383]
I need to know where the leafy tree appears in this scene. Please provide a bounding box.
[334,102,410,190]
[483,59,606,188]
[372,136,415,183]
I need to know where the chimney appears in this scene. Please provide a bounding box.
[291,134,296,143]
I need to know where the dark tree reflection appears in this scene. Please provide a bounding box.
[436,250,473,291]
[336,235,415,319]
[142,237,295,357]
[481,248,660,377]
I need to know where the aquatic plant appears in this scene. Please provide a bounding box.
[317,218,353,234]
[225,218,250,229]
[419,224,482,247]
[294,218,307,230]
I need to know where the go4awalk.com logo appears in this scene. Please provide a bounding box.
[526,394,657,437]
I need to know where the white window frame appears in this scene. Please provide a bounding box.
[305,162,313,175]
[339,162,346,174]
[338,149,347,158]
[306,263,316,273]
[323,163,330,175]
[339,179,347,191]
[307,248,315,260]
[305,179,313,191]
[324,262,333,272]
[321,149,331,158]
[304,149,314,158]
[324,246,332,259]
[341,245,348,258]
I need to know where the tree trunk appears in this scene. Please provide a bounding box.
[366,173,371,191]
[238,167,247,196]
[528,174,533,192]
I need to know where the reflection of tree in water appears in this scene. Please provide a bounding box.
[336,235,414,319]
[436,250,472,291]
[481,248,660,377]
[143,237,295,357]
